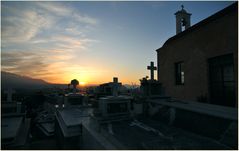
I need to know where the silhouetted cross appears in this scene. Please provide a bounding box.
[147,62,157,80]
[112,77,118,97]
[181,5,184,10]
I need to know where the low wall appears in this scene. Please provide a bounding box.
[149,100,238,149]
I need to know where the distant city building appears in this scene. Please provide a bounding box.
[156,3,238,107]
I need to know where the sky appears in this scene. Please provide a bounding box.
[1,1,235,85]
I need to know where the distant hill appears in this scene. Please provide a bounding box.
[1,71,50,89]
[1,71,140,90]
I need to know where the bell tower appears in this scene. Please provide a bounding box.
[175,5,191,34]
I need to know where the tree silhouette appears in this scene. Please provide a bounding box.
[71,79,79,93]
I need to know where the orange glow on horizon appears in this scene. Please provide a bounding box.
[79,81,86,86]
[19,64,142,86]
[43,77,139,86]
[42,73,140,86]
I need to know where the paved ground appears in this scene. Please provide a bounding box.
[30,138,58,150]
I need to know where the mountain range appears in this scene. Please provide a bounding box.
[1,71,140,90]
[1,71,50,89]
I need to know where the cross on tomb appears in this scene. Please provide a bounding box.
[4,88,16,102]
[112,77,119,97]
[147,62,157,80]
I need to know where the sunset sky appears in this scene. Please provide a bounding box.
[1,1,234,85]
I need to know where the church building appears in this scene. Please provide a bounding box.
[156,3,238,107]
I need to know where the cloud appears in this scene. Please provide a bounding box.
[2,7,53,44]
[2,2,98,45]
[65,27,83,36]
[35,2,72,17]
[1,2,100,83]
[35,2,98,25]
[73,13,98,25]
[30,34,99,52]
[1,51,47,75]
[1,50,68,80]
[2,48,108,83]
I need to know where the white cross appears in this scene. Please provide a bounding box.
[147,62,157,80]
[4,88,16,102]
[112,77,119,97]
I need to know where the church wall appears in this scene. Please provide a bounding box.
[157,9,237,106]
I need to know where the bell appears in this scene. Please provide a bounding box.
[182,18,187,26]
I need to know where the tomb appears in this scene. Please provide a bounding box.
[35,110,55,137]
[93,95,131,123]
[67,77,235,149]
[92,77,132,123]
[64,93,86,107]
[55,107,91,149]
[54,89,91,149]
[74,78,133,149]
[1,88,30,149]
[83,112,232,149]
[148,98,238,149]
[95,77,122,98]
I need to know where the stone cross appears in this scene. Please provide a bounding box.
[112,77,118,97]
[4,88,16,102]
[181,5,184,10]
[147,62,157,80]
